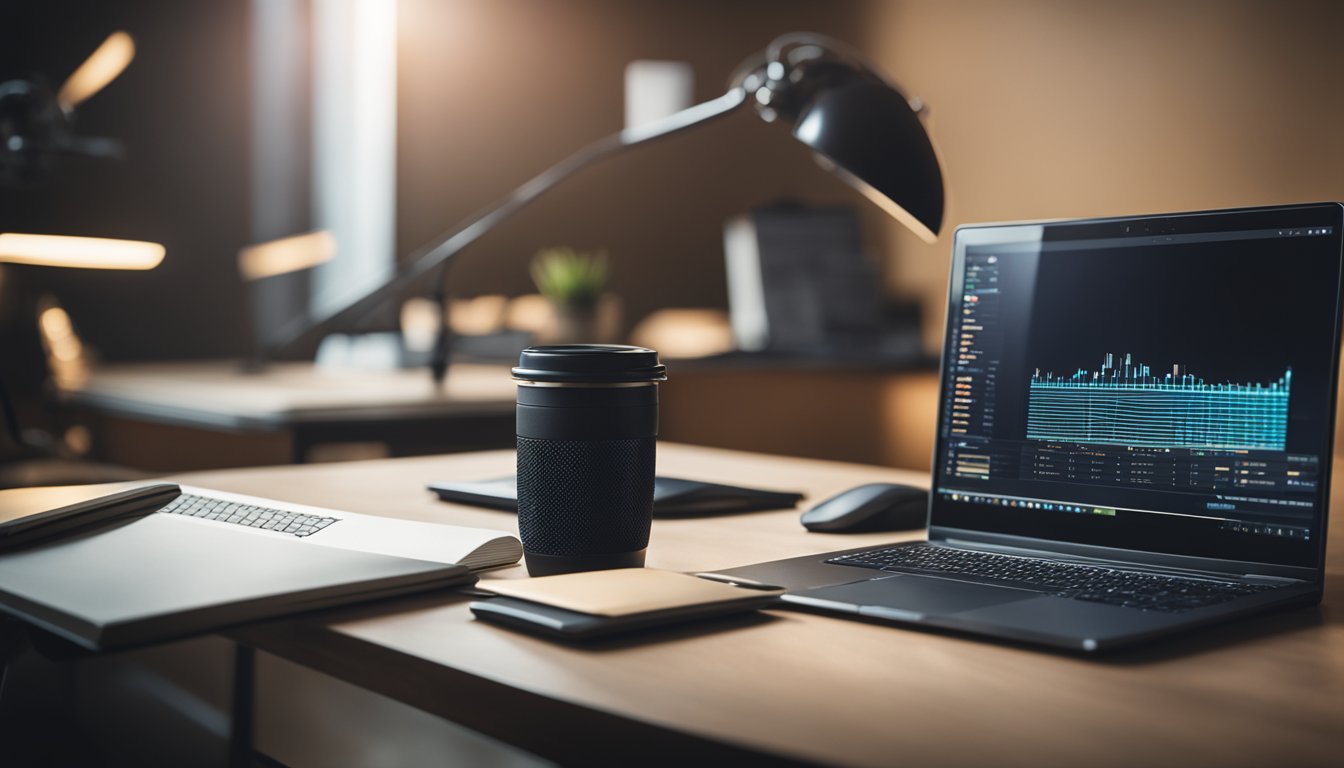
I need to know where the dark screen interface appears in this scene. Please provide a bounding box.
[934,217,1341,568]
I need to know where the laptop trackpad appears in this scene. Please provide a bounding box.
[784,574,1038,620]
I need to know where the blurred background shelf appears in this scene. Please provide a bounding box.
[56,361,517,469]
[52,354,940,473]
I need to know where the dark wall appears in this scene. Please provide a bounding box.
[1,0,251,361]
[3,0,878,362]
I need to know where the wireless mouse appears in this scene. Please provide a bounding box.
[800,482,929,533]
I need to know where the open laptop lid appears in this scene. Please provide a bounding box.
[929,203,1344,581]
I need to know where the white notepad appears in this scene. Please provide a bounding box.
[0,507,474,651]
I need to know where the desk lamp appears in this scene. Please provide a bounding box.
[0,31,137,182]
[0,31,167,470]
[258,32,945,382]
[0,28,164,296]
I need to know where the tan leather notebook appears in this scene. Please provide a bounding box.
[482,568,781,617]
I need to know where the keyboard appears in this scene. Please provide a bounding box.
[160,494,339,538]
[829,544,1279,613]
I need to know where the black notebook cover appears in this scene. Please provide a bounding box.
[429,476,804,518]
[0,483,181,553]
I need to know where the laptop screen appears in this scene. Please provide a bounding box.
[930,204,1343,570]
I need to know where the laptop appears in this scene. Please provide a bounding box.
[703,202,1343,652]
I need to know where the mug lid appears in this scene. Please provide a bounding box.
[512,344,667,383]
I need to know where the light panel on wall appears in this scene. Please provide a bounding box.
[0,233,165,270]
[56,31,136,111]
[238,230,337,281]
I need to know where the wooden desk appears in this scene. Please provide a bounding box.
[57,361,517,469]
[160,444,1343,767]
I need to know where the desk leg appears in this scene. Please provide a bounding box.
[290,434,310,464]
[229,643,256,768]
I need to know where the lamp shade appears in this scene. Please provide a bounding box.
[791,77,944,243]
[743,35,944,244]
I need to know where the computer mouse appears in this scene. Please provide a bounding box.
[800,482,929,533]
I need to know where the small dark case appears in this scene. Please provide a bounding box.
[469,594,779,641]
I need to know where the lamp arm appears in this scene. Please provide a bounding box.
[258,86,749,364]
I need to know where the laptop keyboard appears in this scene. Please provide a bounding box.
[160,494,339,538]
[829,544,1280,613]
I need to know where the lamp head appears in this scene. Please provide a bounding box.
[0,31,135,185]
[735,34,944,243]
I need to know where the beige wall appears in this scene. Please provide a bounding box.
[396,1,1344,351]
[397,0,878,335]
[861,0,1344,349]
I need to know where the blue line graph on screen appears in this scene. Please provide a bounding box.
[1026,353,1290,450]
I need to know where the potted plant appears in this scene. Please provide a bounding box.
[530,247,611,343]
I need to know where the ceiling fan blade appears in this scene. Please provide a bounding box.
[56,31,136,111]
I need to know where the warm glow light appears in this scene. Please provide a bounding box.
[57,31,136,110]
[37,299,90,389]
[39,304,75,340]
[64,425,92,456]
[238,230,337,281]
[504,294,554,335]
[0,233,165,270]
[400,297,441,354]
[630,309,735,359]
[449,294,508,335]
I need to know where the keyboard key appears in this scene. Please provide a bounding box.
[159,494,341,539]
[828,544,1279,613]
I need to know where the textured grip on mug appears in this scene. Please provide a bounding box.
[516,436,656,556]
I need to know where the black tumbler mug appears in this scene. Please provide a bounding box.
[512,345,667,576]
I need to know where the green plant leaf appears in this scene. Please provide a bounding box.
[531,247,609,308]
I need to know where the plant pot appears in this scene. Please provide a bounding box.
[552,303,599,344]
[542,294,622,344]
